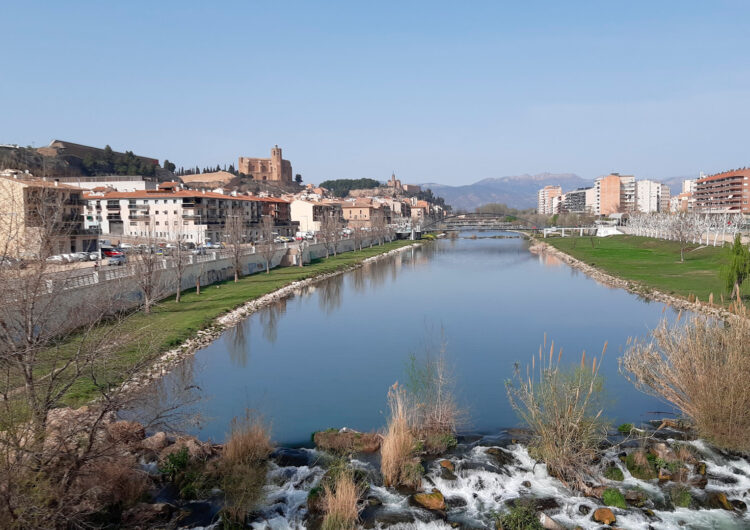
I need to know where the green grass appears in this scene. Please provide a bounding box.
[602,487,627,509]
[544,235,740,305]
[19,241,416,407]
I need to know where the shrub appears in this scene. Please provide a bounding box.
[617,423,634,434]
[321,469,362,530]
[670,484,691,508]
[624,450,657,480]
[621,312,750,452]
[380,383,422,488]
[604,464,624,481]
[496,500,544,530]
[223,410,273,466]
[159,447,190,480]
[506,340,609,492]
[602,487,627,509]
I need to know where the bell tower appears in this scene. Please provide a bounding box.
[271,145,282,181]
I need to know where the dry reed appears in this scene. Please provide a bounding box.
[223,409,273,466]
[506,338,609,492]
[380,383,422,488]
[621,310,750,452]
[321,469,361,530]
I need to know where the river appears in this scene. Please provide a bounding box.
[140,232,680,446]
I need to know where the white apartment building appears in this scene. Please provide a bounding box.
[660,183,671,213]
[83,186,262,244]
[537,185,562,215]
[620,175,636,213]
[635,179,662,213]
[55,175,158,192]
[682,179,697,194]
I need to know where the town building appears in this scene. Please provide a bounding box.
[561,188,590,213]
[682,178,697,194]
[660,183,671,213]
[537,185,562,215]
[55,174,158,192]
[81,184,297,245]
[238,145,292,183]
[0,175,93,256]
[290,199,338,233]
[342,200,391,228]
[594,174,622,215]
[694,168,750,215]
[635,179,662,213]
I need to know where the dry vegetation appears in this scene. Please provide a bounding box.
[219,410,273,526]
[621,310,750,452]
[321,469,362,530]
[380,383,422,489]
[506,338,609,492]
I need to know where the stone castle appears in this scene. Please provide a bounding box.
[238,145,292,183]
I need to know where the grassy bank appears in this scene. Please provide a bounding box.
[49,240,416,406]
[543,235,740,304]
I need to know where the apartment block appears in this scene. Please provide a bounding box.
[537,185,562,215]
[694,168,750,215]
[635,179,661,213]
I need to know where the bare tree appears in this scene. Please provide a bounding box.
[319,213,340,258]
[670,213,702,262]
[259,215,276,273]
[170,223,190,302]
[0,183,180,527]
[131,221,167,313]
[352,224,365,251]
[225,212,245,282]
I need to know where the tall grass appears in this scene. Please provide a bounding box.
[220,410,273,526]
[621,311,750,452]
[407,338,463,453]
[380,383,422,489]
[321,469,361,530]
[506,338,608,492]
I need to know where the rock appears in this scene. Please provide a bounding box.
[439,459,455,472]
[731,499,747,512]
[658,468,673,481]
[690,475,708,489]
[650,442,678,463]
[307,487,325,514]
[122,502,174,527]
[695,462,707,476]
[313,429,381,454]
[539,513,565,530]
[486,447,516,467]
[159,435,212,462]
[533,497,560,511]
[106,420,146,446]
[625,489,648,507]
[522,480,531,488]
[445,496,468,508]
[270,447,311,467]
[411,489,446,511]
[141,431,169,452]
[593,507,616,525]
[440,466,458,481]
[578,504,591,515]
[707,492,733,511]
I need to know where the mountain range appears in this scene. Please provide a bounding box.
[422,173,592,211]
[422,173,694,211]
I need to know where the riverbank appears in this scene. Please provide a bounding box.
[530,236,737,321]
[56,240,420,405]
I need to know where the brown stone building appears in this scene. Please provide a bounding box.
[238,145,292,183]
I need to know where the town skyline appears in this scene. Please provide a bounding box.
[3,2,750,185]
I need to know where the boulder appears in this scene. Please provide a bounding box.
[486,447,516,467]
[141,431,169,452]
[650,442,678,463]
[106,421,145,446]
[411,489,446,511]
[313,429,381,453]
[439,459,455,472]
[689,475,708,489]
[538,513,565,530]
[592,507,616,525]
[707,492,733,511]
[159,435,212,462]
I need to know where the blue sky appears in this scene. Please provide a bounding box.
[2,1,749,185]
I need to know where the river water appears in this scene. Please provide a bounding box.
[145,232,681,446]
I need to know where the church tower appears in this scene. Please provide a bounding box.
[271,145,282,181]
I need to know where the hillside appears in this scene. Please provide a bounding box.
[423,173,591,210]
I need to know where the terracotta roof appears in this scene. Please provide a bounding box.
[697,169,750,184]
[83,189,259,202]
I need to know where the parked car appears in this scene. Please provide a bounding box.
[102,249,123,257]
[73,252,91,261]
[46,255,65,264]
[88,252,100,261]
[108,255,127,266]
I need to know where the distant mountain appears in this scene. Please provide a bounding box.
[422,173,592,211]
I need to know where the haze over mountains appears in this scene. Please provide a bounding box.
[423,173,694,211]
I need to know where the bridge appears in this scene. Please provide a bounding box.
[423,213,542,232]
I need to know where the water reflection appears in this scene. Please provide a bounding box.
[136,233,684,445]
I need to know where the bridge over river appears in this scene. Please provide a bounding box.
[423,213,599,236]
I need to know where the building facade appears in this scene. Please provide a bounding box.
[694,168,750,215]
[238,145,293,183]
[561,188,589,213]
[537,185,562,215]
[635,179,661,213]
